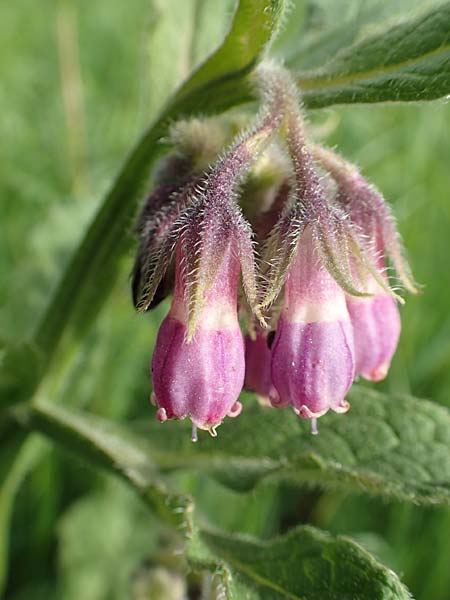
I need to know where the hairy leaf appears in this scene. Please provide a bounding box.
[14,401,413,599]
[282,0,430,70]
[20,387,450,505]
[136,388,450,503]
[189,525,411,599]
[296,2,450,107]
[133,387,450,504]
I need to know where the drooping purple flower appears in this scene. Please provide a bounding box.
[146,185,258,436]
[151,241,245,437]
[136,67,289,437]
[312,145,417,380]
[131,63,417,437]
[259,77,372,424]
[270,227,354,418]
[346,287,401,382]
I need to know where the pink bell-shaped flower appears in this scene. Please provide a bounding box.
[137,66,289,438]
[312,145,417,381]
[346,232,401,381]
[151,242,244,438]
[270,228,355,418]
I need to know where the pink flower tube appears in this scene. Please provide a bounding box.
[346,236,401,382]
[151,244,244,438]
[271,228,355,419]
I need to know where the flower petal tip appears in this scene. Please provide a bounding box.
[294,405,328,419]
[363,366,389,382]
[269,392,289,408]
[227,401,243,418]
[156,407,168,423]
[256,394,273,407]
[332,400,350,414]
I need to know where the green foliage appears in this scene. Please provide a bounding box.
[15,400,192,532]
[21,387,450,506]
[1,0,450,598]
[296,2,450,107]
[282,0,442,69]
[17,398,412,599]
[139,387,450,504]
[58,481,161,600]
[0,437,47,595]
[189,526,411,600]
[0,341,42,409]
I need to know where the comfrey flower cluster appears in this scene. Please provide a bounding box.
[132,65,417,441]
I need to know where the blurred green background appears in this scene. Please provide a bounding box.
[1,0,450,598]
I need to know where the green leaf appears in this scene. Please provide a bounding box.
[32,0,286,373]
[295,2,450,107]
[280,0,427,70]
[146,0,235,117]
[20,386,450,505]
[14,401,411,599]
[14,401,193,532]
[176,0,284,101]
[188,525,411,599]
[131,387,450,504]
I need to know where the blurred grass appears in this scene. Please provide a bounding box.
[1,0,450,598]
